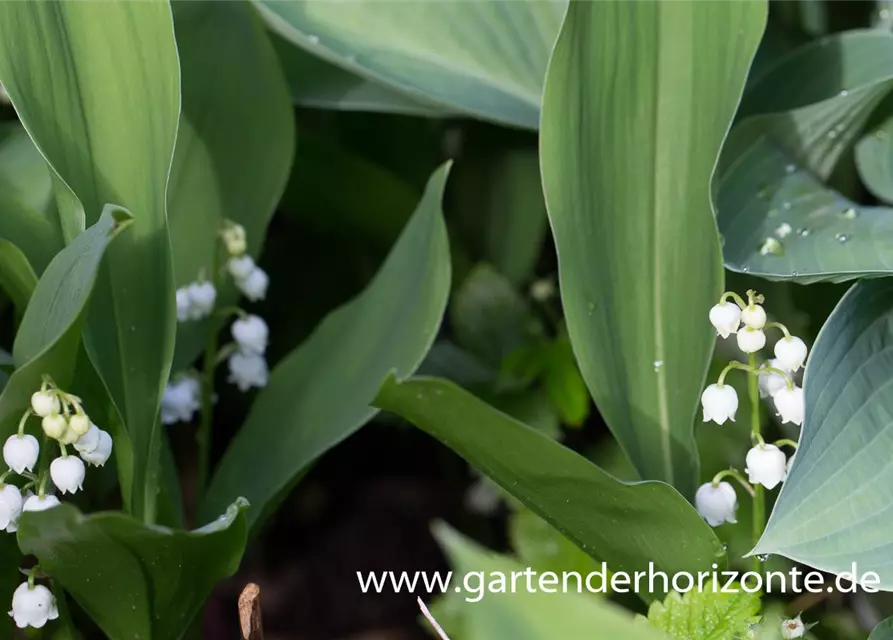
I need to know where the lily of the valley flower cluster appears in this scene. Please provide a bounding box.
[163,223,270,425]
[696,290,807,528]
[4,379,113,628]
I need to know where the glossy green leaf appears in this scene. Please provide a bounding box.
[0,0,181,521]
[646,588,761,640]
[169,1,294,371]
[718,31,893,282]
[0,239,37,313]
[0,207,130,433]
[254,0,565,129]
[856,114,893,204]
[754,279,893,587]
[374,376,726,599]
[18,499,248,640]
[270,32,448,117]
[871,618,893,640]
[540,0,766,495]
[202,163,452,527]
[434,523,663,639]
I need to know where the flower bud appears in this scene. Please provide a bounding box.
[79,430,112,467]
[186,281,216,320]
[695,482,738,527]
[781,616,805,639]
[236,267,268,302]
[708,302,741,339]
[22,494,60,513]
[8,582,58,629]
[41,414,67,440]
[741,304,767,329]
[774,336,808,372]
[773,385,805,425]
[758,359,789,399]
[222,224,247,256]
[700,383,738,425]
[68,414,90,436]
[29,392,59,418]
[232,315,269,355]
[227,352,269,392]
[3,435,39,474]
[50,456,85,494]
[736,327,766,354]
[0,485,23,533]
[746,444,787,490]
[227,255,255,281]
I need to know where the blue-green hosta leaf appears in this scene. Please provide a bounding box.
[871,617,893,640]
[540,0,766,495]
[855,114,893,204]
[646,588,761,640]
[719,31,893,282]
[434,523,664,640]
[201,164,452,527]
[254,0,565,129]
[0,0,182,521]
[754,279,893,588]
[0,239,37,313]
[374,376,727,600]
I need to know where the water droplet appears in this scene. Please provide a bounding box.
[876,129,888,140]
[775,222,792,238]
[828,129,838,139]
[797,227,810,237]
[653,360,664,372]
[782,201,792,211]
[791,271,799,277]
[785,163,797,174]
[757,554,771,562]
[842,207,858,219]
[307,34,320,45]
[721,544,729,552]
[840,89,849,97]
[741,265,749,273]
[835,233,850,243]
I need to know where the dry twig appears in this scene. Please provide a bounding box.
[238,583,264,640]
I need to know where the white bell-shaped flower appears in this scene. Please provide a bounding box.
[695,482,738,527]
[708,302,741,338]
[222,224,247,256]
[50,456,85,495]
[30,392,59,418]
[227,352,269,392]
[160,377,201,425]
[0,485,23,533]
[186,281,216,320]
[736,327,766,354]
[701,384,738,425]
[79,430,112,467]
[781,616,805,639]
[22,494,60,513]
[746,444,788,489]
[227,255,255,281]
[232,315,269,355]
[8,582,58,629]
[41,414,67,440]
[774,336,808,372]
[3,435,39,474]
[175,287,191,322]
[237,267,269,302]
[741,304,767,329]
[73,424,101,454]
[773,385,805,425]
[758,359,790,399]
[68,414,90,437]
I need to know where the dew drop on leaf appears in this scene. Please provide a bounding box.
[797,228,810,237]
[835,233,850,243]
[653,360,664,372]
[307,34,320,45]
[785,163,797,174]
[841,207,858,220]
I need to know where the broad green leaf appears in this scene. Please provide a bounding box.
[434,523,663,640]
[374,376,726,599]
[0,207,131,433]
[542,337,589,427]
[0,239,37,313]
[18,499,248,640]
[254,0,565,129]
[202,164,452,527]
[0,122,53,214]
[754,279,893,587]
[540,0,766,495]
[270,32,449,117]
[0,0,182,522]
[718,31,893,282]
[646,588,761,640]
[855,114,893,204]
[871,618,893,640]
[169,1,295,371]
